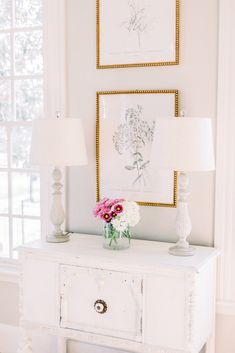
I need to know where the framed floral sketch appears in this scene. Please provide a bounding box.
[96,90,179,207]
[96,0,180,69]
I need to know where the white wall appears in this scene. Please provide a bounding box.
[0,1,219,353]
[65,3,218,351]
[66,0,218,247]
[215,314,235,353]
[0,282,19,326]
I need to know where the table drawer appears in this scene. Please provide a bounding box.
[60,265,143,341]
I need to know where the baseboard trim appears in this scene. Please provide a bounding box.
[216,300,235,316]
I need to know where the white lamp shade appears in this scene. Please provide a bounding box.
[30,118,88,167]
[151,117,215,172]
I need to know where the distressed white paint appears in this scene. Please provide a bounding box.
[18,234,219,353]
[171,172,194,256]
[16,328,32,353]
[60,266,142,341]
[21,258,59,326]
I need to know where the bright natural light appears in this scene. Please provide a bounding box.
[0,0,43,259]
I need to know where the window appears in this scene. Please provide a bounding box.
[0,0,43,259]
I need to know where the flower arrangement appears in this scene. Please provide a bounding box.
[93,198,140,249]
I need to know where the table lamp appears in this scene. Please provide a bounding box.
[30,118,88,243]
[151,117,215,256]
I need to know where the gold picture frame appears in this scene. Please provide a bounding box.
[97,0,180,69]
[96,90,179,207]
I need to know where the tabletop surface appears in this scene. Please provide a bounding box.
[18,233,220,273]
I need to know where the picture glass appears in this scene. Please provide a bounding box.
[97,91,178,206]
[98,0,179,67]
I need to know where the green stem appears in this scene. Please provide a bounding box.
[105,224,131,247]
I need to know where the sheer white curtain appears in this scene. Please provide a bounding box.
[215,0,235,313]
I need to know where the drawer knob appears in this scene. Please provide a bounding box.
[94,299,107,314]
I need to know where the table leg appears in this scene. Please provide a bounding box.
[205,333,215,353]
[205,260,216,353]
[57,337,67,353]
[17,328,32,353]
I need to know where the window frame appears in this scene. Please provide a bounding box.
[0,1,44,259]
[0,0,67,267]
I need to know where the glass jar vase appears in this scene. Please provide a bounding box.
[103,223,131,250]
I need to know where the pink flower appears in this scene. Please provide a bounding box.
[93,207,99,217]
[104,199,116,208]
[102,213,112,222]
[93,204,105,216]
[114,198,124,203]
[99,198,109,206]
[114,204,123,214]
[93,198,125,221]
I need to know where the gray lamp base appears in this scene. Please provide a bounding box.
[46,232,70,243]
[169,244,195,256]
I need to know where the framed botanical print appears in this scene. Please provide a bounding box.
[97,0,180,69]
[96,90,179,207]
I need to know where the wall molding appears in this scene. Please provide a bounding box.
[214,0,235,303]
[216,301,235,316]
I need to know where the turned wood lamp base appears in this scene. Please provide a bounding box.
[46,232,70,243]
[169,244,196,256]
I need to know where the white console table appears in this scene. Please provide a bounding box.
[18,234,219,353]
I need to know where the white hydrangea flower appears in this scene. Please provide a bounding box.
[121,200,140,226]
[111,200,140,231]
[111,216,128,232]
[127,212,140,227]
